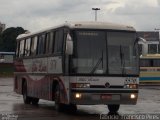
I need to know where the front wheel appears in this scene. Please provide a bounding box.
[31,97,39,105]
[67,104,77,113]
[23,81,32,104]
[54,84,64,112]
[107,104,120,113]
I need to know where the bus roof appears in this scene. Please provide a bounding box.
[17,21,136,40]
[140,54,160,59]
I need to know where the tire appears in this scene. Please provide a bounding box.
[107,104,120,113]
[54,84,64,112]
[23,81,32,104]
[31,97,39,105]
[67,104,77,113]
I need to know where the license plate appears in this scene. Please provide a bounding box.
[101,94,112,100]
[101,94,120,100]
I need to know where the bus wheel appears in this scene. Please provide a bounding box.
[54,84,63,112]
[107,104,120,113]
[23,81,31,104]
[68,104,77,113]
[31,98,39,105]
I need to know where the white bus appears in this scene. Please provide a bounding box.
[14,22,139,113]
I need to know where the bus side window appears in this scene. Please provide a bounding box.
[31,36,38,56]
[45,33,50,54]
[153,59,160,67]
[140,59,150,67]
[19,40,25,57]
[150,59,153,67]
[54,29,64,54]
[48,31,55,54]
[148,44,157,54]
[0,54,4,61]
[24,38,31,56]
[37,34,46,55]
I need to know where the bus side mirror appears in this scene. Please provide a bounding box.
[66,33,73,55]
[137,37,147,56]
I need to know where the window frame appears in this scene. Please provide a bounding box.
[19,39,25,57]
[69,29,138,77]
[24,38,31,57]
[54,29,64,55]
[37,34,46,55]
[30,36,38,56]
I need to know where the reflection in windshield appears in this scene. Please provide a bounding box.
[70,30,139,75]
[90,51,103,74]
[120,45,126,75]
[108,32,139,75]
[71,31,106,74]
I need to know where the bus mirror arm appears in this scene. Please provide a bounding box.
[134,37,146,48]
[134,37,147,46]
[136,37,147,56]
[65,33,73,55]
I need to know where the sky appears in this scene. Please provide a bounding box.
[0,0,160,32]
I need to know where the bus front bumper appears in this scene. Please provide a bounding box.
[70,88,138,105]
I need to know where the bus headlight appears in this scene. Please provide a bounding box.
[75,93,82,99]
[71,83,90,88]
[130,94,136,99]
[124,84,138,89]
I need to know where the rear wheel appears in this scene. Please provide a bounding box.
[67,104,77,113]
[31,97,39,105]
[108,104,120,113]
[54,84,64,112]
[23,81,32,104]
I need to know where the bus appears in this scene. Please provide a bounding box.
[14,22,139,113]
[0,52,15,63]
[140,54,160,85]
[0,52,15,76]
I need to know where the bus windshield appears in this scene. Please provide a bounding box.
[70,30,139,75]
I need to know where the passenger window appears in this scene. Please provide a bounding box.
[45,33,50,54]
[0,54,4,59]
[140,59,151,67]
[31,36,38,56]
[48,32,55,54]
[24,38,31,56]
[37,34,46,55]
[19,40,25,57]
[154,59,160,67]
[54,29,63,54]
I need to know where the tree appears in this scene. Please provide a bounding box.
[0,27,26,52]
[0,34,3,51]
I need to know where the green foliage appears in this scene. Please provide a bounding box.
[0,34,3,51]
[0,27,26,52]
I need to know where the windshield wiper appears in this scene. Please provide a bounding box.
[90,51,103,74]
[120,45,126,75]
